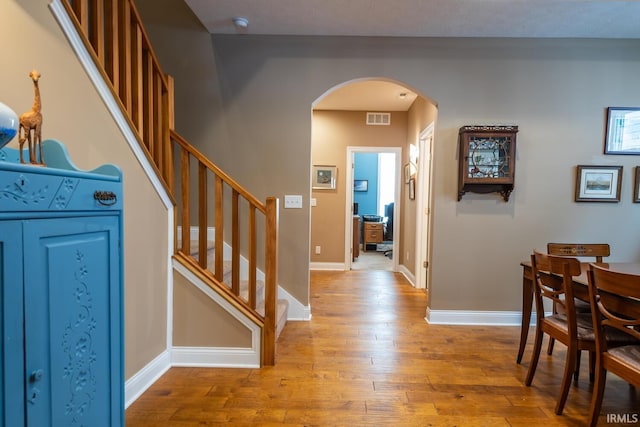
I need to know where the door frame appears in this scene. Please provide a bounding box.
[344,146,402,270]
[415,123,434,291]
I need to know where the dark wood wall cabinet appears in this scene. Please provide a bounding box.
[458,125,518,202]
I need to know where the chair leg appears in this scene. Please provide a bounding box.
[556,344,577,415]
[588,366,608,427]
[525,327,544,386]
[588,351,595,383]
[547,337,555,355]
[574,350,581,381]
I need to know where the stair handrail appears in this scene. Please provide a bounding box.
[58,0,279,365]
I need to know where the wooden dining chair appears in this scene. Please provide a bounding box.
[547,243,610,262]
[525,251,595,415]
[586,263,640,427]
[545,243,610,355]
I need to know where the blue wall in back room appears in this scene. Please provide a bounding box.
[354,153,378,216]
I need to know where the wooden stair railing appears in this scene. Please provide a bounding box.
[172,130,279,365]
[59,0,280,365]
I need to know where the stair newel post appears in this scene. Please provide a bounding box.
[262,197,279,366]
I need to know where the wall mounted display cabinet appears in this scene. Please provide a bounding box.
[458,125,518,202]
[0,140,123,426]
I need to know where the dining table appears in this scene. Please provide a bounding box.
[516,261,640,364]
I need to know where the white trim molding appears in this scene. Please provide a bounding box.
[278,285,311,320]
[425,308,540,326]
[124,350,171,408]
[310,262,347,271]
[172,347,260,368]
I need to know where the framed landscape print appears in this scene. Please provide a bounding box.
[312,165,337,190]
[575,165,622,202]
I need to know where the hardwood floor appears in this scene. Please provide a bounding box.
[126,270,640,426]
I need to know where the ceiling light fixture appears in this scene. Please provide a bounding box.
[232,17,249,29]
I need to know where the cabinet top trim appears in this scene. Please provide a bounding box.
[459,125,518,133]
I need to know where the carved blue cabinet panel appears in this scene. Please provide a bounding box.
[0,140,123,426]
[24,217,120,426]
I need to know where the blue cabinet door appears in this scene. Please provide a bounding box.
[23,216,122,427]
[0,221,26,427]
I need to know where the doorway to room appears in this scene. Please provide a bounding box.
[347,148,401,271]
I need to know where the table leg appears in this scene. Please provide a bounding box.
[517,265,533,364]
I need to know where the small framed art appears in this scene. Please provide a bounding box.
[312,165,337,190]
[575,165,622,202]
[604,107,640,155]
[353,179,368,192]
[409,178,416,200]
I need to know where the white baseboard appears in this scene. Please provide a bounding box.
[278,285,311,320]
[425,308,540,326]
[397,265,415,286]
[171,347,260,368]
[310,262,346,270]
[124,350,171,408]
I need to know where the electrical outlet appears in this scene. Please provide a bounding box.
[315,246,321,254]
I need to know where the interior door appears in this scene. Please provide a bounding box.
[416,124,434,292]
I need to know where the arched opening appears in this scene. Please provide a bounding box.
[309,77,438,292]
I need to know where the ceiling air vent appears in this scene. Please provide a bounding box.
[366,112,391,126]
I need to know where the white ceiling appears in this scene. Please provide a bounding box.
[184,0,640,39]
[183,0,640,111]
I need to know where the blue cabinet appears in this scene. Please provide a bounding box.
[0,140,123,426]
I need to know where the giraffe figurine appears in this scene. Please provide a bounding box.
[18,70,44,165]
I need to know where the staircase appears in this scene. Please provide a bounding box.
[56,0,285,365]
[187,239,289,338]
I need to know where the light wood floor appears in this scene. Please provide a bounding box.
[126,270,639,426]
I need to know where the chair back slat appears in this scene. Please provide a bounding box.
[531,251,582,325]
[547,243,610,263]
[587,263,640,344]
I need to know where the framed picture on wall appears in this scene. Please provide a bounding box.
[409,178,416,200]
[404,162,417,183]
[312,165,337,190]
[354,179,368,192]
[604,107,640,155]
[575,165,622,202]
[634,166,640,203]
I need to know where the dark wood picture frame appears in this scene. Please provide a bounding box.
[409,178,415,200]
[634,166,640,203]
[575,165,623,202]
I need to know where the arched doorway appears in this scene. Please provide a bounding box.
[310,78,437,286]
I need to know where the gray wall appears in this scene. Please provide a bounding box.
[138,0,640,312]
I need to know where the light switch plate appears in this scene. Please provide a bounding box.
[284,195,303,209]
